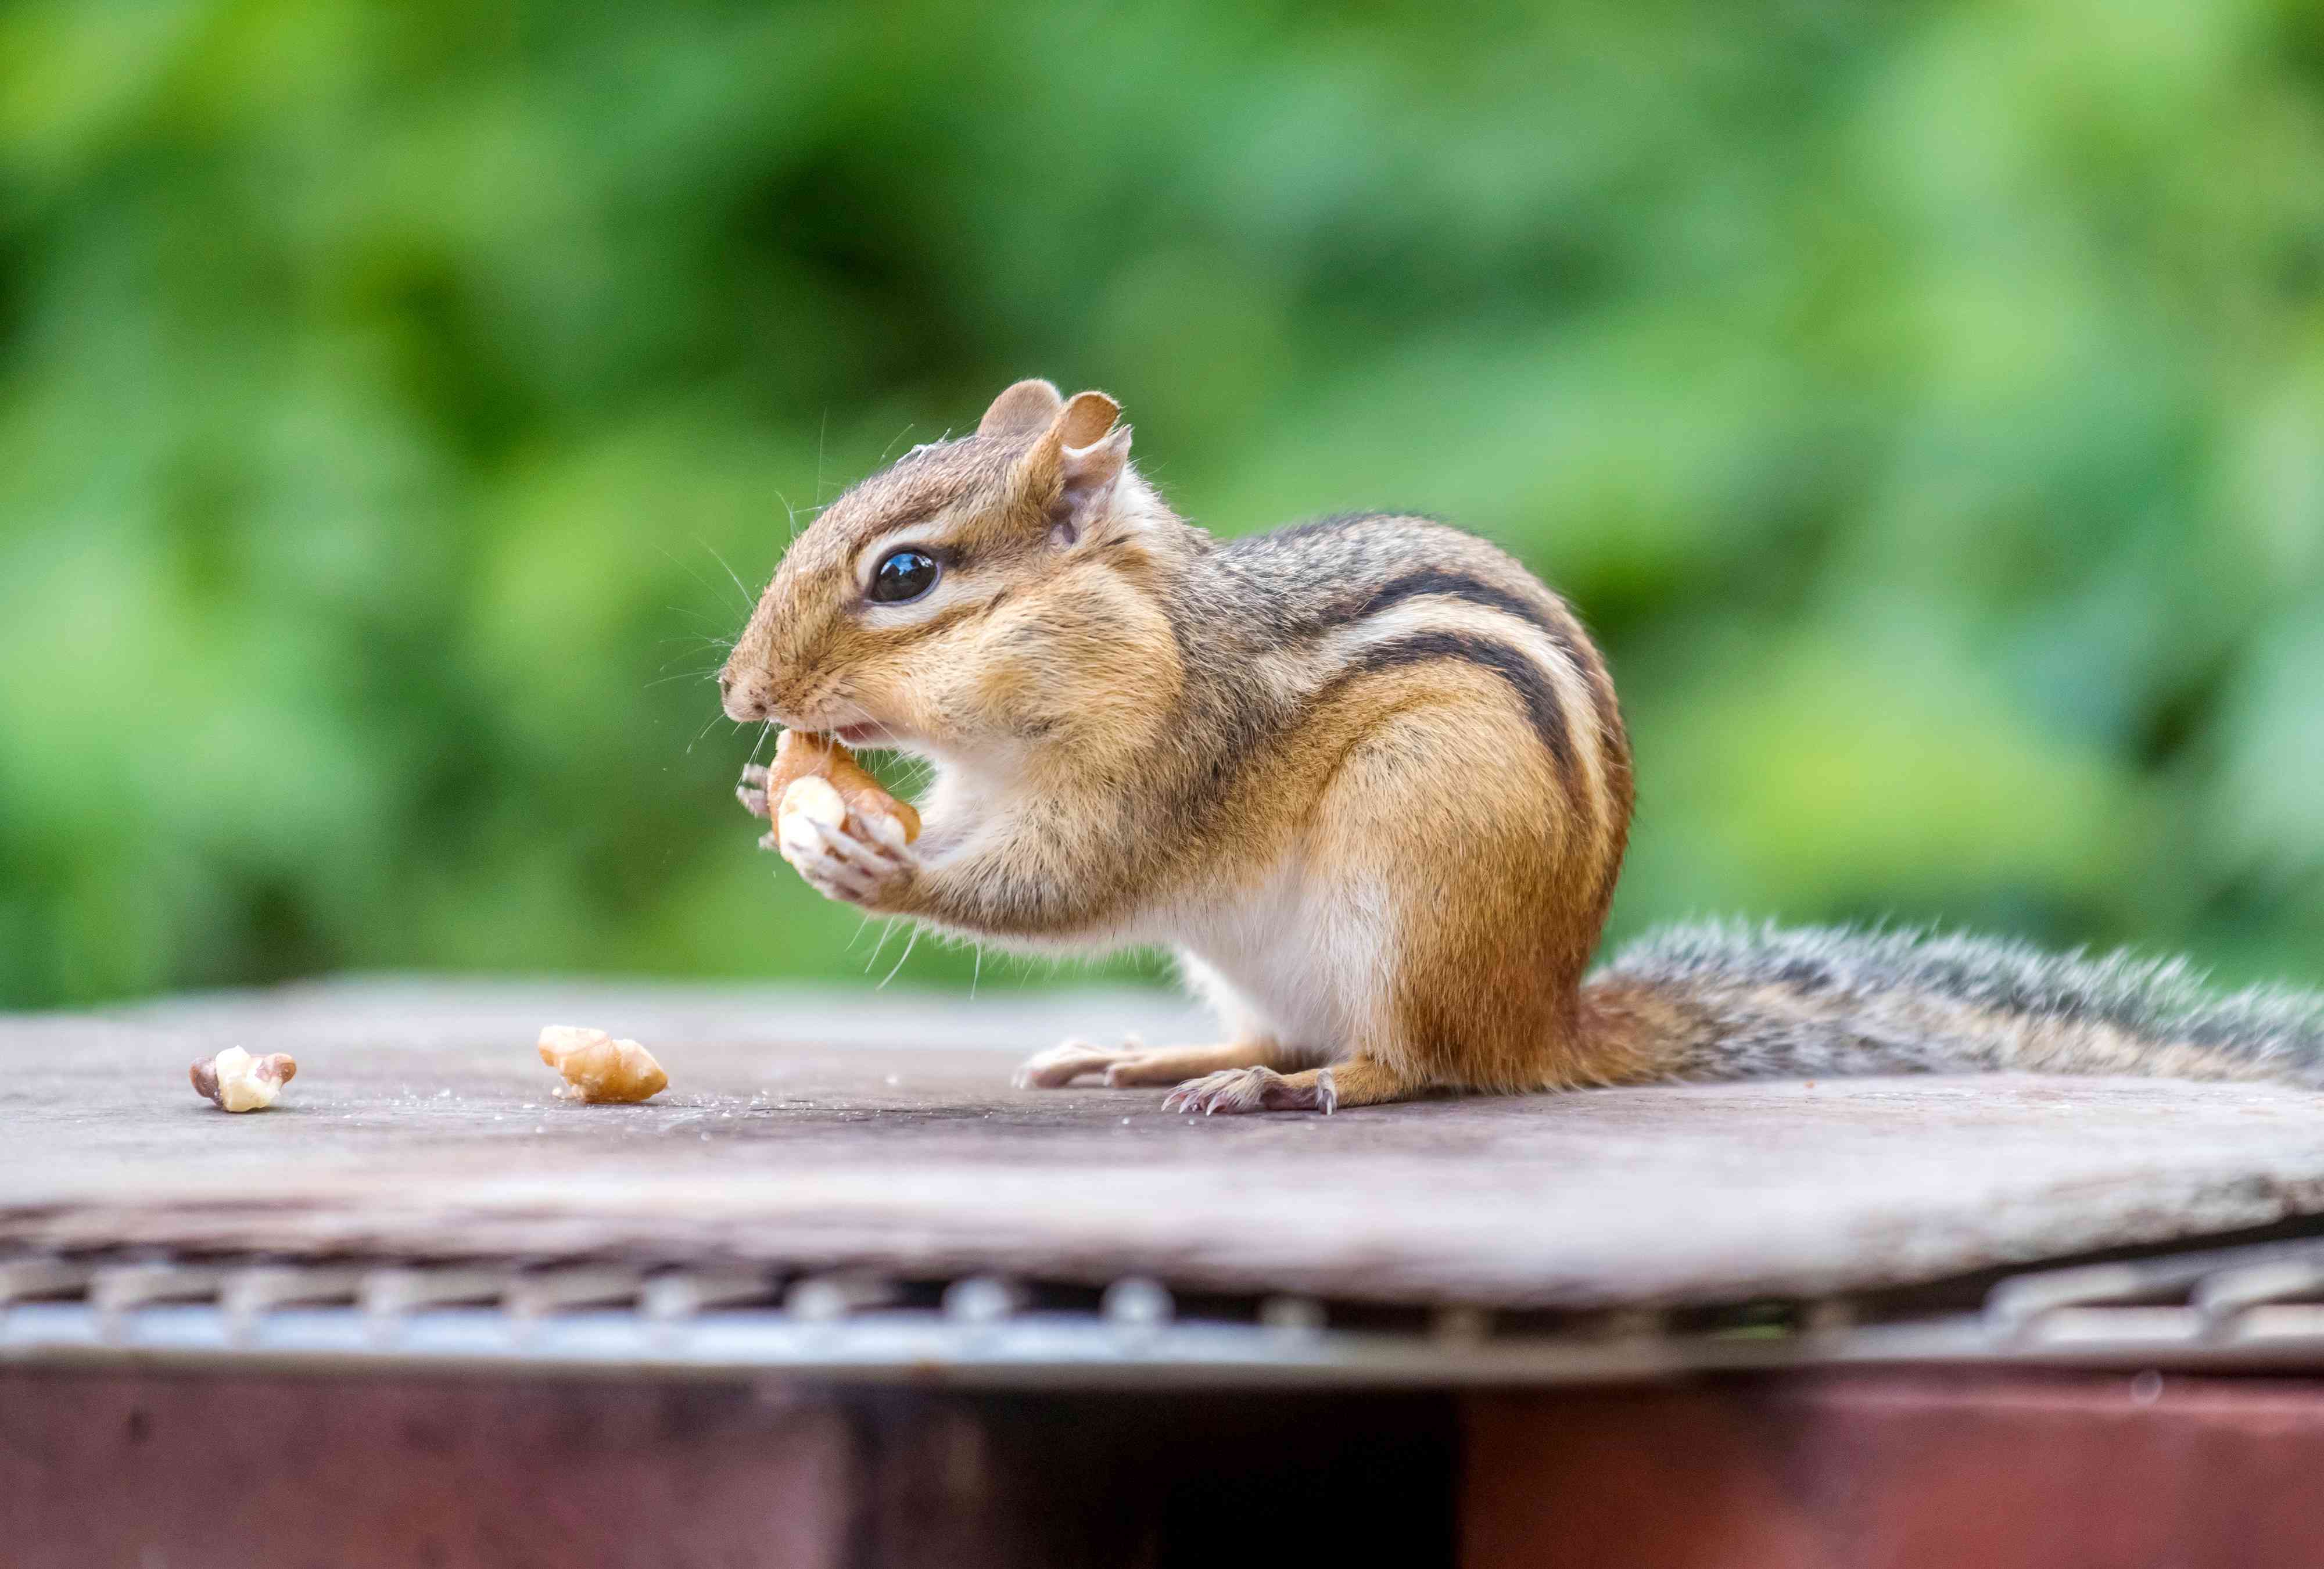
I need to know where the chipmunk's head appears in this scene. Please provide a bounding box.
[720,379,1188,768]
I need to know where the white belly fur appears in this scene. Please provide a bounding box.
[1161,855,1395,1068]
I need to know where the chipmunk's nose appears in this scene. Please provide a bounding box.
[720,668,778,723]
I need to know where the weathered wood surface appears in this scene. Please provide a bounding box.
[7,979,2324,1309]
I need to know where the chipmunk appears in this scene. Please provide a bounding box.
[719,378,2324,1114]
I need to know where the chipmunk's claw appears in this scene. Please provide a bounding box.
[1163,1066,1335,1116]
[776,777,914,908]
[737,764,776,818]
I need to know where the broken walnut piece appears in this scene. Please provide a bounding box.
[189,1047,297,1112]
[765,729,920,844]
[537,1026,669,1104]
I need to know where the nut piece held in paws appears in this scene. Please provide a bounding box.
[537,1025,669,1104]
[189,1047,298,1112]
[766,729,920,843]
[783,774,847,833]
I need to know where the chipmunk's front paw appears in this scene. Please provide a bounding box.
[737,763,773,820]
[1163,1066,1337,1116]
[772,776,914,908]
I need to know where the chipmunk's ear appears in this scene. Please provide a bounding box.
[1053,389,1120,450]
[978,378,1064,438]
[1025,391,1129,542]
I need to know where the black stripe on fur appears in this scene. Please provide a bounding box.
[1331,629,1578,788]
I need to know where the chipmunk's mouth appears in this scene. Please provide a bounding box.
[833,722,900,749]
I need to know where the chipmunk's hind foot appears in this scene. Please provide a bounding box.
[1162,1056,1426,1116]
[1163,1065,1336,1116]
[1013,1038,1134,1089]
[1013,1038,1276,1090]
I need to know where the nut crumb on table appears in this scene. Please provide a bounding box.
[189,1047,297,1112]
[537,1025,669,1104]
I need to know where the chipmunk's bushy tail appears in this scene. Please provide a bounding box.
[1579,921,2324,1088]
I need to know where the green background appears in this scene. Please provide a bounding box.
[4,0,2322,1008]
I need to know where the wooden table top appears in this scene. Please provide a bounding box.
[9,978,2324,1309]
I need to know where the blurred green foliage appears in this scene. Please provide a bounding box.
[3,0,2322,1008]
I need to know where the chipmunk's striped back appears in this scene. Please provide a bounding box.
[1176,511,1632,852]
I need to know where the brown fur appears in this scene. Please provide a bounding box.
[723,379,2324,1111]
[722,382,2324,1112]
[723,379,1635,1112]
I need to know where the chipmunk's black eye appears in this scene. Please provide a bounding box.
[868,548,940,604]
